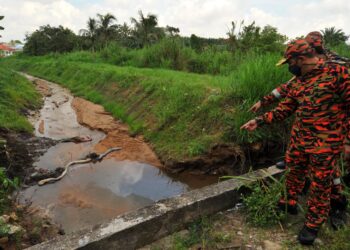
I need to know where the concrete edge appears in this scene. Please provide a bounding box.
[28,166,284,250]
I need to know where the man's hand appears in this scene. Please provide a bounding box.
[249,101,262,113]
[344,144,350,163]
[240,119,258,131]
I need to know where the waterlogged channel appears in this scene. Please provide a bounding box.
[20,75,217,233]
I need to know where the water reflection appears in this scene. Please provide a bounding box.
[21,159,189,232]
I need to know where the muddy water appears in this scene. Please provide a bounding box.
[20,75,217,233]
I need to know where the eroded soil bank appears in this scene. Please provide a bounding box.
[72,97,162,167]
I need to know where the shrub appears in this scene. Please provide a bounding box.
[242,174,287,227]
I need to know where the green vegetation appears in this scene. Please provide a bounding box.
[4,35,348,159]
[1,7,350,248]
[226,21,287,53]
[0,67,41,132]
[19,37,278,76]
[0,167,18,214]
[331,43,350,59]
[1,51,292,160]
[23,10,289,56]
[242,174,287,227]
[79,13,120,50]
[0,68,34,231]
[318,226,350,250]
[172,216,229,250]
[0,167,19,240]
[4,17,350,161]
[321,27,349,47]
[24,25,77,56]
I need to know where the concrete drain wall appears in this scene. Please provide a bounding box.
[29,166,283,250]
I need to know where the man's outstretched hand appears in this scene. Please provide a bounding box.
[240,119,258,131]
[249,101,262,113]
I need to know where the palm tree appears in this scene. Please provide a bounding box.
[79,17,98,50]
[79,18,97,37]
[226,20,244,52]
[0,16,4,38]
[96,13,118,46]
[130,10,161,48]
[117,22,133,47]
[80,14,119,49]
[165,25,180,37]
[119,22,132,38]
[321,27,349,46]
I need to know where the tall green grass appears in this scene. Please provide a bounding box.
[16,39,248,76]
[0,66,41,132]
[226,53,293,143]
[1,52,292,159]
[331,43,350,59]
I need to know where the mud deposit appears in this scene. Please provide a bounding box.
[19,75,217,234]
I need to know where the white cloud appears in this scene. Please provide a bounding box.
[0,0,86,41]
[0,0,350,42]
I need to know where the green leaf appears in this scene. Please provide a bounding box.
[2,179,8,189]
[13,177,19,188]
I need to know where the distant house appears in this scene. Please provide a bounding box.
[0,43,15,57]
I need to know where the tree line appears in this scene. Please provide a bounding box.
[2,11,348,56]
[23,11,181,55]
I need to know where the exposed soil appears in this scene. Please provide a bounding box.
[0,202,64,250]
[38,120,45,134]
[165,144,246,175]
[0,129,56,184]
[72,97,284,176]
[0,133,60,248]
[72,97,162,167]
[163,141,284,177]
[32,78,52,97]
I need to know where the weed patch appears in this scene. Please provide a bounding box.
[172,216,230,250]
[242,173,287,227]
[0,67,40,132]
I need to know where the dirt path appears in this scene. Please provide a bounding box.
[72,97,162,167]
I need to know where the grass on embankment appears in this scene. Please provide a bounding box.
[1,53,292,161]
[0,66,41,132]
[30,39,246,76]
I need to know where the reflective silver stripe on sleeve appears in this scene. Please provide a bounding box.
[272,89,281,99]
[333,178,341,185]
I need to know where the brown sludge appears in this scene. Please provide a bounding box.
[72,97,162,167]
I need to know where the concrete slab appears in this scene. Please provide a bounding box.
[28,166,283,250]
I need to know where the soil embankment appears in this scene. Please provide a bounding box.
[72,97,161,167]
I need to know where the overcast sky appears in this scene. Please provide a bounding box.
[1,0,350,42]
